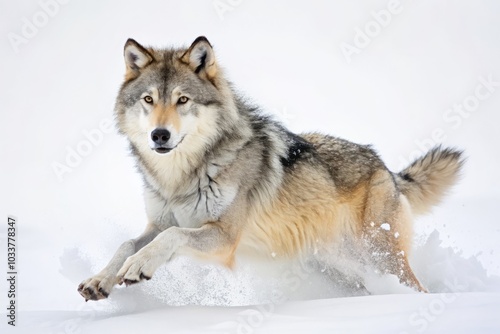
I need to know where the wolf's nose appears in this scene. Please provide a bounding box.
[151,129,170,145]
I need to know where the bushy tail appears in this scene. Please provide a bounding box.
[396,146,465,216]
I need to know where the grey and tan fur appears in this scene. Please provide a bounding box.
[78,36,464,301]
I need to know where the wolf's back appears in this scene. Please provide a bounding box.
[396,147,465,216]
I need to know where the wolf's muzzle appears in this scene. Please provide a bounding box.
[151,128,171,154]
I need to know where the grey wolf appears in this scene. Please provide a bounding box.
[78,36,464,301]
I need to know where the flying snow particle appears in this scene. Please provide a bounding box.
[380,223,391,231]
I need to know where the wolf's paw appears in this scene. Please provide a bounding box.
[116,248,163,286]
[78,274,117,301]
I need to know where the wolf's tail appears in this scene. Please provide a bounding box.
[395,146,465,216]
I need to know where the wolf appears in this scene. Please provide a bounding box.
[78,36,464,301]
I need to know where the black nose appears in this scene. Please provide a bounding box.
[151,129,170,145]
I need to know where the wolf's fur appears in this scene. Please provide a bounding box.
[78,37,464,301]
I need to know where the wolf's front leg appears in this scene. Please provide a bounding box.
[117,223,236,285]
[78,224,160,301]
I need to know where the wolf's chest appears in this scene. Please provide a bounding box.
[166,176,238,229]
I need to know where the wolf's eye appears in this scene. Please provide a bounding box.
[143,95,153,104]
[177,96,189,104]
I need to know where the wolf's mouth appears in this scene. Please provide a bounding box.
[152,135,186,155]
[154,147,172,154]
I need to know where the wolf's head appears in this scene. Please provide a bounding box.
[115,36,245,159]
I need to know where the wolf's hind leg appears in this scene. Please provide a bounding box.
[362,171,427,292]
[78,223,160,301]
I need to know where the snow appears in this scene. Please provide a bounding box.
[16,293,500,334]
[380,223,391,231]
[1,0,500,333]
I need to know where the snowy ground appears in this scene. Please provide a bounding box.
[1,0,500,333]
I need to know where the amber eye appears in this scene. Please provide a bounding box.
[178,96,189,104]
[144,95,153,104]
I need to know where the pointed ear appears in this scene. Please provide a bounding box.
[181,36,217,80]
[123,39,153,78]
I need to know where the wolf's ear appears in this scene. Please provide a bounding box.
[181,36,217,80]
[123,39,153,78]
